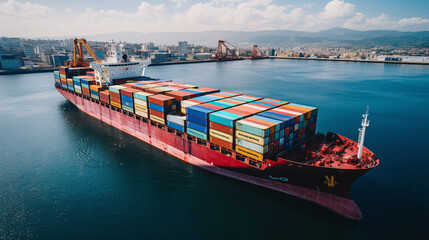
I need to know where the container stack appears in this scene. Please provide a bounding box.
[271,103,317,149]
[90,85,104,100]
[235,115,284,162]
[72,76,85,94]
[109,85,127,108]
[144,87,171,95]
[207,98,284,152]
[58,67,68,88]
[166,90,199,102]
[185,96,246,143]
[167,115,186,132]
[58,66,92,85]
[186,103,226,141]
[180,92,241,115]
[53,71,61,87]
[67,78,74,91]
[120,88,139,113]
[133,91,154,118]
[99,90,110,104]
[131,82,162,91]
[80,77,96,97]
[148,95,177,124]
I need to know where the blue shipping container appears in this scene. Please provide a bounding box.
[121,95,133,102]
[149,103,168,113]
[122,100,134,108]
[167,121,185,132]
[187,121,207,134]
[187,128,207,140]
[186,114,207,127]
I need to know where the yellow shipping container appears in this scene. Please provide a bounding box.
[135,104,148,112]
[235,130,265,146]
[235,145,264,162]
[111,101,121,108]
[150,115,165,124]
[209,129,233,143]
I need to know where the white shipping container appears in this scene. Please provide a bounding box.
[167,115,186,126]
[236,138,269,154]
[245,104,269,111]
[134,99,147,106]
[181,100,199,108]
[135,110,148,118]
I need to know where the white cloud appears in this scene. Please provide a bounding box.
[0,0,52,18]
[170,0,187,8]
[319,0,355,19]
[344,13,429,31]
[0,0,428,37]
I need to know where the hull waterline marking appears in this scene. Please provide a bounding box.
[269,175,289,182]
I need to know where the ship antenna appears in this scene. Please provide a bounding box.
[357,106,370,160]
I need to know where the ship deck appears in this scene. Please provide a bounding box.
[280,133,378,170]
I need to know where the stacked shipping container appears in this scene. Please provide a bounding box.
[55,67,318,165]
[109,85,126,108]
[120,88,139,113]
[80,77,96,97]
[148,95,177,124]
[133,91,153,118]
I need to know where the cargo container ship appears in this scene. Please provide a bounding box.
[54,40,379,220]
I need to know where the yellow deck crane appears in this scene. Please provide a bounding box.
[68,38,101,67]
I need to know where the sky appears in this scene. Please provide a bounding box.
[0,0,428,37]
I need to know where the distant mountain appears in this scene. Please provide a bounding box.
[82,28,429,48]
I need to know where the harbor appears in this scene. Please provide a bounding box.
[1,59,428,239]
[1,0,428,238]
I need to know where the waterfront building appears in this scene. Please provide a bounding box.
[22,45,35,58]
[0,54,22,70]
[178,41,188,54]
[49,55,70,67]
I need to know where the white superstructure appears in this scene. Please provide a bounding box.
[90,41,151,86]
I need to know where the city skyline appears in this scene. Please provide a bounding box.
[0,0,428,38]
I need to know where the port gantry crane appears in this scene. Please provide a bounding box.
[214,40,243,61]
[250,45,266,59]
[68,38,101,67]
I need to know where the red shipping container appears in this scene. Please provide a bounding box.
[166,91,196,101]
[99,90,110,97]
[210,136,233,150]
[110,96,121,103]
[209,121,233,135]
[110,92,121,99]
[120,88,139,98]
[148,94,175,106]
[82,88,90,97]
[100,97,109,104]
[100,90,110,103]
[149,108,165,118]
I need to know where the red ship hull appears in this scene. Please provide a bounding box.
[57,86,369,220]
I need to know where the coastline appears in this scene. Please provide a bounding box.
[0,67,58,75]
[1,56,427,75]
[269,56,429,65]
